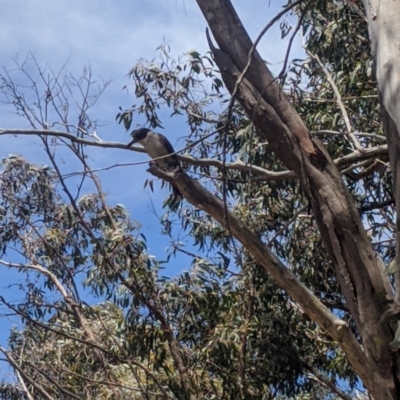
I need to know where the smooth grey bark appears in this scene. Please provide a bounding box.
[363,0,400,303]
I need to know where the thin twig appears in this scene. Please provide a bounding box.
[304,363,353,400]
[0,297,170,398]
[278,5,308,81]
[15,369,35,400]
[267,204,308,245]
[0,347,53,400]
[57,366,161,396]
[308,52,364,151]
[15,356,81,400]
[226,0,304,114]
[312,129,386,142]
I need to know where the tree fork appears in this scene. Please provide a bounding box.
[148,163,388,398]
[195,0,399,396]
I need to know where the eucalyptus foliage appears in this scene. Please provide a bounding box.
[0,0,389,399]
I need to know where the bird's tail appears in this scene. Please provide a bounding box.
[172,185,183,202]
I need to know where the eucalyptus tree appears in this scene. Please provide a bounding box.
[0,0,399,399]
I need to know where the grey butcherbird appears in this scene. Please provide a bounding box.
[127,128,182,200]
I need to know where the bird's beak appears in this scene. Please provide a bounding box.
[127,137,137,147]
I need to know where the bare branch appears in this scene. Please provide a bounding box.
[0,347,53,400]
[267,205,308,245]
[0,297,170,398]
[308,52,364,151]
[0,128,389,182]
[304,363,353,400]
[15,369,35,400]
[312,129,387,142]
[148,163,372,383]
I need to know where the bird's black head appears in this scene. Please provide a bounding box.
[128,128,151,145]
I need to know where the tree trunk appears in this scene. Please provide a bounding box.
[193,0,400,397]
[363,0,400,301]
[150,163,389,398]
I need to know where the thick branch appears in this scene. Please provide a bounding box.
[194,0,395,396]
[363,0,400,306]
[149,164,379,394]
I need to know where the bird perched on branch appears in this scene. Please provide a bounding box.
[128,128,182,200]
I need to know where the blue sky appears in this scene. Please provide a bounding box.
[0,0,304,381]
